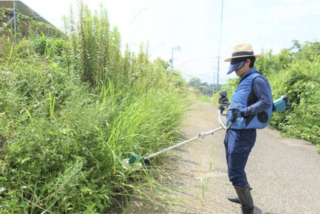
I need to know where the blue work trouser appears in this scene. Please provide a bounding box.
[224,129,256,187]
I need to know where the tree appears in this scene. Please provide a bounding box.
[188,77,202,88]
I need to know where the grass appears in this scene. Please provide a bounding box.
[198,96,212,103]
[0,3,190,213]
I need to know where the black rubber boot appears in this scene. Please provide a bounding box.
[234,185,254,214]
[227,175,247,204]
[228,195,241,204]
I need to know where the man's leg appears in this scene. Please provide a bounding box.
[227,150,250,186]
[225,130,249,203]
[234,184,254,214]
[228,151,254,214]
[225,129,256,214]
[227,174,247,204]
[225,129,255,186]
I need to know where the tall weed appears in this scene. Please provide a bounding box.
[0,2,189,213]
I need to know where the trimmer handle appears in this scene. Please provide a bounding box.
[219,91,230,106]
[219,105,227,116]
[218,108,232,130]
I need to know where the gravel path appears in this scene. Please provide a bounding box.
[129,102,320,214]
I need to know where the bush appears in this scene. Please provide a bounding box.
[0,2,189,213]
[268,59,320,145]
[259,41,320,147]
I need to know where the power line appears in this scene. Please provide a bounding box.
[124,8,149,37]
[216,0,224,90]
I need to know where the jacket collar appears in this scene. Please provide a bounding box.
[241,68,257,79]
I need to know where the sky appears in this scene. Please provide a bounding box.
[20,0,320,84]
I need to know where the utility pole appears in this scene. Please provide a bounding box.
[213,71,216,94]
[13,1,17,43]
[170,46,181,70]
[217,0,224,90]
[171,47,174,70]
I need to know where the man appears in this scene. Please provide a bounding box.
[223,44,273,214]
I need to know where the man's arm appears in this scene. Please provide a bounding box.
[242,77,272,117]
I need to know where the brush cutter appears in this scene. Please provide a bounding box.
[122,92,290,171]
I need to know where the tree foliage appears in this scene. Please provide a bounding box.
[188,77,217,97]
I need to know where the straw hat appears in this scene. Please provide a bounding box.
[224,43,260,62]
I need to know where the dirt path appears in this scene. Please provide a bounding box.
[129,102,320,214]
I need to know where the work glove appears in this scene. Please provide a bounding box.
[230,108,244,123]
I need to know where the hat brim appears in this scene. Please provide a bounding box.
[227,61,246,75]
[224,54,260,62]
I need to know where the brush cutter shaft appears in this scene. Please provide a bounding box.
[147,126,223,159]
[123,111,229,170]
[198,127,224,138]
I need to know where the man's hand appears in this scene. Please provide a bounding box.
[219,105,225,114]
[230,108,244,123]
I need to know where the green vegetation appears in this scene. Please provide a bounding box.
[198,96,212,103]
[0,3,188,213]
[223,41,320,151]
[188,77,218,97]
[257,41,320,151]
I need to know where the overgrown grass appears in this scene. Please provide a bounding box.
[0,2,190,213]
